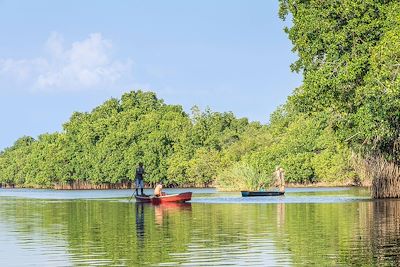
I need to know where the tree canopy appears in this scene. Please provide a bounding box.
[0,90,356,190]
[279,0,400,161]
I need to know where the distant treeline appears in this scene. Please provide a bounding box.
[0,90,358,190]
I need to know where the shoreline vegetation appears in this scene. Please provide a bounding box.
[0,159,374,191]
[0,89,375,192]
[0,179,370,191]
[0,91,363,192]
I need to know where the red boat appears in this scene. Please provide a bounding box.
[135,192,192,204]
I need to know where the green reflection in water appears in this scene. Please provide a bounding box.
[0,191,400,266]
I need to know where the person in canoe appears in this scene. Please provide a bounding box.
[274,166,285,193]
[135,162,145,196]
[154,182,163,197]
[258,181,266,192]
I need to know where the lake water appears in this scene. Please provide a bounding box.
[1,187,400,266]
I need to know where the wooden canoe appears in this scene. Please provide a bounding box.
[135,192,192,204]
[241,191,285,197]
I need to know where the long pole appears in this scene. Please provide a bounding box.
[128,183,136,202]
[128,191,135,202]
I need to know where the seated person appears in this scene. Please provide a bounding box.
[258,181,266,192]
[154,183,163,197]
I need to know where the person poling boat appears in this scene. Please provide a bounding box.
[135,162,145,196]
[258,166,285,193]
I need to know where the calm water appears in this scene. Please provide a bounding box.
[1,187,400,266]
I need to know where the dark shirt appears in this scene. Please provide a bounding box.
[135,167,145,180]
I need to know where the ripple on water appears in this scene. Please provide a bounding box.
[190,195,370,204]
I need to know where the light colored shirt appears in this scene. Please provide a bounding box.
[154,184,163,196]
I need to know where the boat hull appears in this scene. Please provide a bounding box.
[241,191,284,197]
[134,195,152,203]
[135,192,192,204]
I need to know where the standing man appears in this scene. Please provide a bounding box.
[274,166,285,193]
[135,162,145,196]
[278,167,285,192]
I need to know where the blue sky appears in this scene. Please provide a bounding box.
[0,0,300,150]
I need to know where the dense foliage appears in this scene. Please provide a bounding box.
[0,90,356,190]
[217,104,355,190]
[279,0,400,162]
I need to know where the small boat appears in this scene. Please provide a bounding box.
[241,191,285,197]
[135,192,192,204]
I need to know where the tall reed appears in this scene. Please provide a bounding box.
[362,156,400,199]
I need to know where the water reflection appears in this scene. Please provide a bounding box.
[1,189,400,266]
[371,200,400,266]
[277,203,285,229]
[135,203,145,241]
[154,202,192,225]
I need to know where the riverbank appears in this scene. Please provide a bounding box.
[286,180,372,188]
[0,179,371,190]
[0,181,213,190]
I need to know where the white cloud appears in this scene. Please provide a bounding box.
[0,32,132,91]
